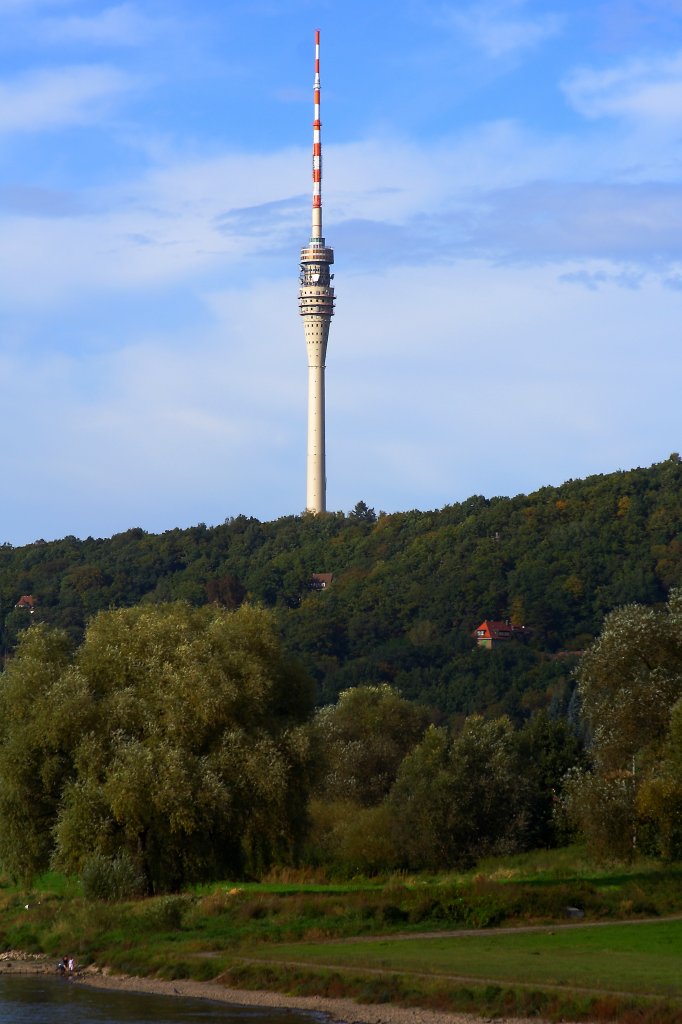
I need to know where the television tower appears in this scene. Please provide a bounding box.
[299,29,335,514]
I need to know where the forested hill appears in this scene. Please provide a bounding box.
[2,455,682,718]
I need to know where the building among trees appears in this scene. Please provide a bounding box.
[474,620,527,649]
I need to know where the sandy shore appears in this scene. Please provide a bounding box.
[72,964,547,1024]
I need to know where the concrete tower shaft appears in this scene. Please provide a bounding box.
[299,29,335,514]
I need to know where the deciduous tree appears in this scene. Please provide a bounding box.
[564,590,682,858]
[313,684,430,806]
[389,716,520,869]
[0,603,314,890]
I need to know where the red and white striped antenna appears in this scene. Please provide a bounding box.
[311,28,323,241]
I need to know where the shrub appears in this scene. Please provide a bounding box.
[136,895,192,931]
[81,853,145,902]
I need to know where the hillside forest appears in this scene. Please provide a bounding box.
[0,456,682,889]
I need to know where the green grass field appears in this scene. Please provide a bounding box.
[243,919,682,1000]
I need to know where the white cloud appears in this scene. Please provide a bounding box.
[2,119,681,322]
[327,260,682,511]
[0,146,308,307]
[446,182,682,263]
[0,64,135,133]
[563,51,682,121]
[440,0,563,59]
[40,3,152,46]
[0,276,307,541]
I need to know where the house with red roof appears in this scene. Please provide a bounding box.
[474,619,527,648]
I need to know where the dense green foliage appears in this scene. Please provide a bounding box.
[388,717,521,868]
[1,456,681,881]
[308,698,583,873]
[0,604,314,891]
[563,588,682,860]
[2,456,682,716]
[312,684,432,805]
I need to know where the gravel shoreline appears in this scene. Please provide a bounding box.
[73,965,546,1024]
[0,952,565,1024]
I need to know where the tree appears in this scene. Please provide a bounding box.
[0,603,315,890]
[349,501,377,523]
[205,574,246,609]
[636,697,682,859]
[0,627,73,883]
[514,711,585,849]
[388,716,521,869]
[577,596,682,772]
[305,798,398,875]
[313,684,430,806]
[564,590,682,858]
[2,456,682,718]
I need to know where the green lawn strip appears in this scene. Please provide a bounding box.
[241,919,682,999]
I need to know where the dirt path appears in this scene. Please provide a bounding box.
[235,954,667,1004]
[327,912,682,943]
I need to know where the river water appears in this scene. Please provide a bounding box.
[0,976,327,1024]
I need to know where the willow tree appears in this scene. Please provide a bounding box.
[0,603,314,891]
[563,589,682,858]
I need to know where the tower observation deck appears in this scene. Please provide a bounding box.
[299,29,335,514]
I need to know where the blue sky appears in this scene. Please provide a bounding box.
[2,0,682,544]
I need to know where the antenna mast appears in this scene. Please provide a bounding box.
[312,29,322,239]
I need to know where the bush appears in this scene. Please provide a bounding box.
[306,799,399,874]
[136,895,192,931]
[81,853,145,902]
[379,902,409,924]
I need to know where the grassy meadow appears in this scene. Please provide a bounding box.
[244,920,682,997]
[1,848,681,1023]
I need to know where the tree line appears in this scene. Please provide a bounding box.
[0,605,583,889]
[2,455,682,723]
[1,586,680,890]
[306,684,582,874]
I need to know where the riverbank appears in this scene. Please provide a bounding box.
[2,860,680,1024]
[74,967,542,1024]
[0,951,543,1023]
